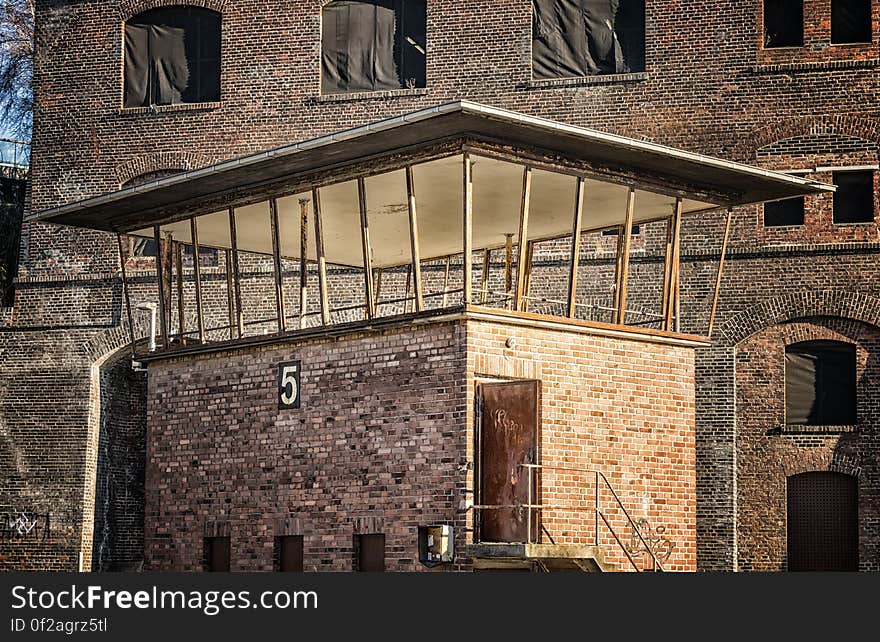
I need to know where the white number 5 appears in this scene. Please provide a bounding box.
[280,365,299,406]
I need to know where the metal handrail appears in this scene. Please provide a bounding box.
[473,463,665,572]
[523,463,663,572]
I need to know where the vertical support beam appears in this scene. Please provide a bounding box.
[611,225,625,322]
[405,166,424,312]
[708,208,733,338]
[665,198,684,332]
[299,199,310,328]
[442,255,451,308]
[162,231,173,337]
[224,249,235,336]
[174,241,184,339]
[462,153,473,305]
[524,241,534,312]
[660,215,675,331]
[614,188,636,325]
[374,268,383,311]
[480,249,490,305]
[357,178,376,320]
[504,233,514,308]
[404,265,412,314]
[311,188,330,325]
[153,226,168,348]
[567,177,586,318]
[269,198,286,333]
[189,217,206,343]
[514,166,532,311]
[116,234,136,358]
[228,207,244,338]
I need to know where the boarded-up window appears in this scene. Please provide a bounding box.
[833,170,875,224]
[274,535,304,572]
[124,7,221,108]
[764,0,804,48]
[204,536,231,571]
[831,0,872,44]
[764,197,805,227]
[785,340,857,425]
[532,0,645,78]
[355,534,385,572]
[322,1,427,94]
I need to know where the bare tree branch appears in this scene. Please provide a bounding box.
[0,0,34,141]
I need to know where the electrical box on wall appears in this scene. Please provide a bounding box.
[418,525,454,567]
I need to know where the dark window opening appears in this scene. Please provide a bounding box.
[354,534,385,572]
[831,0,872,44]
[533,0,645,79]
[274,535,304,572]
[124,7,221,108]
[764,0,804,48]
[833,170,875,224]
[322,1,427,94]
[204,536,231,572]
[764,197,805,227]
[785,340,857,425]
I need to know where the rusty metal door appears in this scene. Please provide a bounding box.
[787,472,858,572]
[478,380,539,543]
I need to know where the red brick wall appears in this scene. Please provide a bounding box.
[465,318,697,572]
[143,314,697,571]
[735,317,879,571]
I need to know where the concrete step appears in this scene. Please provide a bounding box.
[465,542,619,572]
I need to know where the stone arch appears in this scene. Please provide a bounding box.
[114,152,217,188]
[715,290,880,347]
[117,0,227,22]
[750,115,880,155]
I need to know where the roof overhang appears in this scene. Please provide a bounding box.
[32,101,833,237]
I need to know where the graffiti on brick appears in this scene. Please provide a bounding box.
[626,518,674,563]
[0,511,50,541]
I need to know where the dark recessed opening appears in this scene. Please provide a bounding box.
[274,535,304,572]
[785,340,857,426]
[764,0,804,48]
[833,170,875,224]
[764,197,805,227]
[354,533,385,572]
[204,536,231,572]
[831,0,872,44]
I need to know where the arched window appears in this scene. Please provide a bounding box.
[785,340,857,425]
[124,7,221,108]
[321,1,427,94]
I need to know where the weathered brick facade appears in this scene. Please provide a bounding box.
[142,314,696,572]
[1,0,879,571]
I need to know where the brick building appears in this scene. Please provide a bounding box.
[1,0,879,572]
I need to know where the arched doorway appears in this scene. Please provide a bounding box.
[786,471,858,571]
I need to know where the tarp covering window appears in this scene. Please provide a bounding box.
[322,0,427,94]
[785,341,857,425]
[532,0,645,79]
[124,8,221,108]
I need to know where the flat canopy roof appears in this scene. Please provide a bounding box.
[33,101,833,240]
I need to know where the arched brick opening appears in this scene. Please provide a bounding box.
[725,298,880,572]
[714,290,880,348]
[750,115,880,156]
[117,0,227,22]
[79,320,150,571]
[114,152,217,188]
